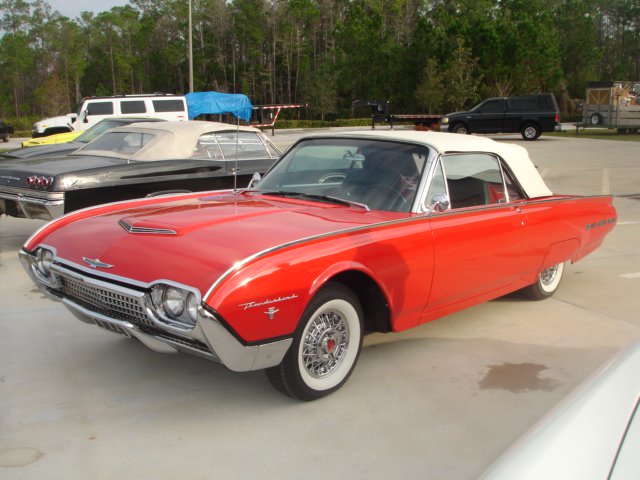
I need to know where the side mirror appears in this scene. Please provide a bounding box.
[429,193,450,213]
[248,172,261,189]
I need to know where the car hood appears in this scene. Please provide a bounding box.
[2,142,85,160]
[444,110,469,117]
[38,192,399,296]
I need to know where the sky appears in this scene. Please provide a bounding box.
[47,0,131,19]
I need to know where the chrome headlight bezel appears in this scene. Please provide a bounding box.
[149,283,201,329]
[30,247,59,286]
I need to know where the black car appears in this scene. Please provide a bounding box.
[0,121,281,221]
[1,117,166,160]
[440,93,559,140]
[0,120,14,143]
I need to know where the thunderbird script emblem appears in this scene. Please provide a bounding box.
[82,257,114,269]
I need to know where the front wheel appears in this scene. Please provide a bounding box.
[266,283,363,401]
[521,262,565,300]
[451,123,470,135]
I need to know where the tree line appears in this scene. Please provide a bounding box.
[1,0,639,122]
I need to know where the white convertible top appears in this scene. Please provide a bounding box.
[76,120,264,162]
[336,130,553,198]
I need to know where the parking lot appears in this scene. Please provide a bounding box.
[1,131,639,479]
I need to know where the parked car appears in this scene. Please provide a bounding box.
[441,93,559,140]
[32,93,187,137]
[21,130,83,148]
[2,117,167,160]
[0,120,281,220]
[482,339,640,479]
[0,120,14,142]
[19,131,616,400]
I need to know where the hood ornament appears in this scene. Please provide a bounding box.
[82,257,114,269]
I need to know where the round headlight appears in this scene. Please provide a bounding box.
[186,293,199,322]
[163,286,186,317]
[36,249,54,277]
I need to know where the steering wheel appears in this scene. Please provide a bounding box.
[344,183,407,211]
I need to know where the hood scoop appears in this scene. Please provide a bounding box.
[119,218,177,235]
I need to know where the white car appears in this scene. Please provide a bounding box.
[33,94,187,137]
[482,339,640,479]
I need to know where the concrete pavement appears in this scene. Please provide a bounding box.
[1,132,639,479]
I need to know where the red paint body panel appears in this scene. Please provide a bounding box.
[24,190,616,344]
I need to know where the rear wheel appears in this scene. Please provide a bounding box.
[589,113,603,125]
[521,123,541,140]
[266,283,363,401]
[521,262,565,300]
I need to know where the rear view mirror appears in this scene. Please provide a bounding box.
[429,193,450,213]
[248,172,261,189]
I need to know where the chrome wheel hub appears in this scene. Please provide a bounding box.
[540,265,558,286]
[302,311,349,378]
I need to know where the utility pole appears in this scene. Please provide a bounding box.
[188,0,194,92]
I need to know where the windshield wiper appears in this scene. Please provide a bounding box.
[257,191,370,211]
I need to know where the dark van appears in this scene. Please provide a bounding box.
[441,93,559,140]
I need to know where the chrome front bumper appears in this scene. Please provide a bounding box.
[0,188,64,220]
[20,251,292,372]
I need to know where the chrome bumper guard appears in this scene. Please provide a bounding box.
[20,251,292,372]
[0,190,63,220]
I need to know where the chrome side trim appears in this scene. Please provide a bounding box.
[203,214,431,300]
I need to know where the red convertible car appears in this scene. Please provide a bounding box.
[20,131,616,400]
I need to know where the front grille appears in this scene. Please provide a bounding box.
[58,272,155,328]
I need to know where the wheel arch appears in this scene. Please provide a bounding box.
[322,269,391,334]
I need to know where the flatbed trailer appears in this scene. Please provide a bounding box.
[251,103,308,135]
[352,100,442,130]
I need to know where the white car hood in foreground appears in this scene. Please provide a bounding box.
[482,339,640,479]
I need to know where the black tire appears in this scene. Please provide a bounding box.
[521,123,541,140]
[521,262,565,300]
[451,123,470,135]
[266,282,364,401]
[1,134,8,143]
[589,113,603,126]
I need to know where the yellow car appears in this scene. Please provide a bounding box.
[22,130,82,147]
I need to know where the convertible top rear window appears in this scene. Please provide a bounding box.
[75,131,157,156]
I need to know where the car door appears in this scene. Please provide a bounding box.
[468,99,506,133]
[421,153,534,317]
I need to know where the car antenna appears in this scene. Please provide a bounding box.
[233,117,239,192]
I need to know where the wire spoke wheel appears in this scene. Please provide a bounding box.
[522,262,565,300]
[301,310,349,378]
[266,283,363,401]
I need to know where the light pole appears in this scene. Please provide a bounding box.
[188,0,194,92]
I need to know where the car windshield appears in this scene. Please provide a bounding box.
[74,131,157,157]
[75,120,128,144]
[255,138,429,212]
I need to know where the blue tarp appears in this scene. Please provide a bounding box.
[185,91,253,122]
